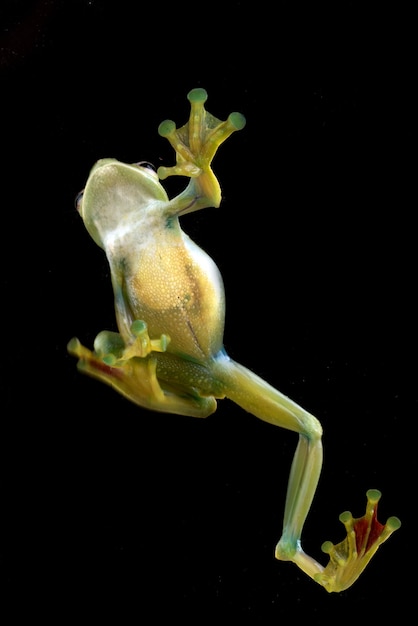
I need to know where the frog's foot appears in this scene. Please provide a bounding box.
[157,88,245,207]
[275,489,400,593]
[315,489,401,593]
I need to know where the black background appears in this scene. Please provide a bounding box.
[1,0,414,622]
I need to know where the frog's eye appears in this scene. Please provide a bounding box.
[135,160,157,172]
[134,161,159,180]
[75,190,84,212]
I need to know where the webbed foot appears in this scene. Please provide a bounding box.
[315,489,401,592]
[157,88,245,208]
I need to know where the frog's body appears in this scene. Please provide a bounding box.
[121,217,225,361]
[68,88,400,592]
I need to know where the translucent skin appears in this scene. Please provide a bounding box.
[68,88,400,592]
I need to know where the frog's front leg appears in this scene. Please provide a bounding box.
[212,355,401,593]
[157,88,246,215]
[67,322,217,418]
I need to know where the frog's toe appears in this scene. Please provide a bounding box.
[67,336,84,359]
[227,111,246,131]
[129,320,170,356]
[187,87,208,105]
[158,119,176,138]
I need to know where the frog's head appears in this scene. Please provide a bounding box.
[76,158,168,249]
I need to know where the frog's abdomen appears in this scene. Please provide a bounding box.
[127,238,226,361]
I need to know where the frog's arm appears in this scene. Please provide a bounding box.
[157,87,246,216]
[211,355,401,593]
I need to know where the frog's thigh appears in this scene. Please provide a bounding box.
[144,358,218,417]
[107,356,217,418]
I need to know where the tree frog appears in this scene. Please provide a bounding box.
[68,88,400,593]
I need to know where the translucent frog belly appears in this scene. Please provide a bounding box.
[125,238,226,361]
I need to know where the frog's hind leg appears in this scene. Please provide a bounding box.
[67,325,217,418]
[211,353,400,592]
[212,355,324,573]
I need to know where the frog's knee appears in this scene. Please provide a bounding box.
[305,414,323,441]
[94,330,125,359]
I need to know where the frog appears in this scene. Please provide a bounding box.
[68,88,400,593]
